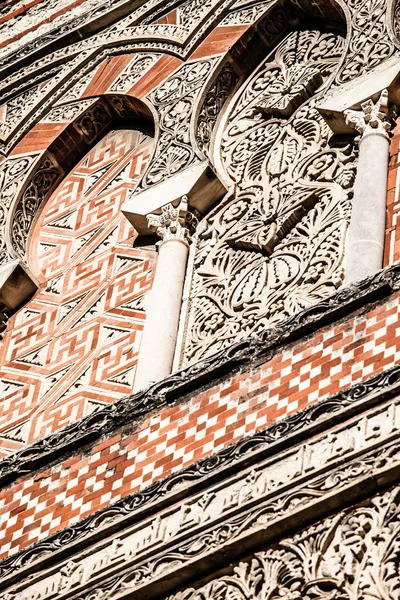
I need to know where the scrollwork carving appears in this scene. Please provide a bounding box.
[42,99,97,123]
[0,154,40,264]
[394,0,400,39]
[183,28,356,364]
[334,0,395,85]
[168,485,400,600]
[196,63,238,155]
[72,101,112,143]
[109,53,160,93]
[11,156,63,259]
[138,58,217,188]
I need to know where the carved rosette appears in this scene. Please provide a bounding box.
[146,198,199,244]
[345,89,392,141]
[181,29,357,364]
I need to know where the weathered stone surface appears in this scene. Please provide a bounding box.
[0,1,399,599]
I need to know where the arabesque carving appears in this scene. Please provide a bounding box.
[138,58,217,188]
[196,63,238,155]
[11,156,63,261]
[334,0,396,85]
[168,485,400,600]
[109,53,161,93]
[182,28,356,364]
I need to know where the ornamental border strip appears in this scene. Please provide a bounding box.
[0,0,165,80]
[1,264,400,585]
[0,263,398,487]
[34,435,400,600]
[5,409,400,600]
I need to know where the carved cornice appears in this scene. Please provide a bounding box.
[2,264,400,585]
[3,396,400,598]
[167,483,400,600]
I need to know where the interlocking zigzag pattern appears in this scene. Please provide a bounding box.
[0,129,155,456]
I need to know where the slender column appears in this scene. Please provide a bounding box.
[134,199,197,391]
[344,90,392,284]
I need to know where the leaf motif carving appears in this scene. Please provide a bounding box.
[182,29,355,365]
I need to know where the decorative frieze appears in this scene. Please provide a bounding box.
[0,260,398,495]
[3,396,400,600]
[168,484,400,600]
[3,291,400,587]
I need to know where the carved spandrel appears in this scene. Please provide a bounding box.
[182,28,356,365]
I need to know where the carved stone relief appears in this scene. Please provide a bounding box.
[41,98,98,123]
[394,0,400,39]
[137,58,218,189]
[168,484,400,600]
[345,88,392,139]
[196,63,238,156]
[109,53,161,93]
[0,154,42,265]
[220,0,275,26]
[11,155,63,261]
[334,0,397,86]
[2,394,400,600]
[182,28,356,364]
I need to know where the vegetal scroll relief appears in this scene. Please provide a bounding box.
[168,485,400,600]
[181,28,357,364]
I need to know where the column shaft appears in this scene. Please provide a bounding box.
[344,90,392,285]
[134,238,189,391]
[345,131,390,284]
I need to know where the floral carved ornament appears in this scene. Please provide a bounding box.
[181,29,357,365]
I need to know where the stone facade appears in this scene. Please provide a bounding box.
[0,0,400,599]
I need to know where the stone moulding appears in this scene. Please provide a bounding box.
[2,264,400,586]
[3,392,400,599]
[0,262,398,487]
[165,482,400,600]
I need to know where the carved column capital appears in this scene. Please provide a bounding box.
[344,89,392,141]
[146,197,199,244]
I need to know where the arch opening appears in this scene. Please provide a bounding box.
[0,126,155,452]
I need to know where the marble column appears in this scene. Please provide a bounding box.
[344,89,392,284]
[134,198,197,391]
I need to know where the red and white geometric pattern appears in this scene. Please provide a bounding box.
[0,130,155,455]
[2,289,400,558]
